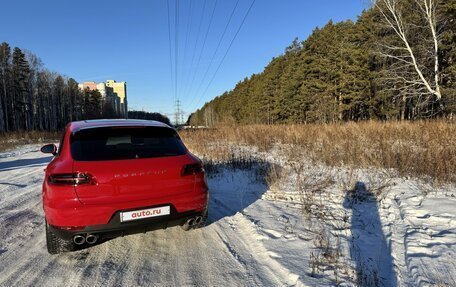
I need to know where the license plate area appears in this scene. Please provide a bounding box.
[120,206,170,222]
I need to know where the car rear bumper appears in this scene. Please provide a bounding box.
[49,205,206,240]
[44,189,208,227]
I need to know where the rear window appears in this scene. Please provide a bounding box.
[70,126,187,161]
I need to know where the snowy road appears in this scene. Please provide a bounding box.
[1,145,456,286]
[0,146,305,287]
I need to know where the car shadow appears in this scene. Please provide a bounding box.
[343,182,397,287]
[203,158,278,225]
[70,158,277,252]
[0,156,54,173]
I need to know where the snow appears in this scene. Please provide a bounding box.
[0,144,455,286]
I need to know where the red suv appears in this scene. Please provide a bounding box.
[40,119,208,254]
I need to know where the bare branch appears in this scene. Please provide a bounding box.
[376,0,442,101]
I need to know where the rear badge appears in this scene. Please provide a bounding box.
[121,206,170,222]
[114,169,167,179]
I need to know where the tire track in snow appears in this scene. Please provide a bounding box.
[213,214,303,287]
[1,146,303,287]
[210,193,304,287]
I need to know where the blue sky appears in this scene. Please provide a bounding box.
[0,0,368,118]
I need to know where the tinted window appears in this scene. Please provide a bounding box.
[70,127,187,161]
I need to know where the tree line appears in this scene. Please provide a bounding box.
[127,111,171,126]
[0,42,123,133]
[189,0,456,126]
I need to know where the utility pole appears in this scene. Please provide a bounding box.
[174,99,182,126]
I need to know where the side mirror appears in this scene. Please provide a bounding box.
[40,144,57,155]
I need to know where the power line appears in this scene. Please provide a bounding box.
[185,0,218,100]
[192,0,256,110]
[187,0,241,107]
[181,0,207,101]
[166,0,174,105]
[174,0,179,103]
[179,0,194,99]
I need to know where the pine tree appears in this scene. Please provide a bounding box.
[189,0,456,125]
[12,47,31,130]
[0,43,11,132]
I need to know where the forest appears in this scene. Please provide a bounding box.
[127,110,171,125]
[0,42,123,133]
[0,42,173,133]
[189,0,456,126]
[1,0,454,132]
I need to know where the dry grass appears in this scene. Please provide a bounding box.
[0,131,60,153]
[182,121,455,285]
[180,120,456,183]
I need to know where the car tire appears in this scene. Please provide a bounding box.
[45,221,75,254]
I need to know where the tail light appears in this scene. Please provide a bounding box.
[181,163,204,176]
[48,173,94,185]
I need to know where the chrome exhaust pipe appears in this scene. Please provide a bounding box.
[86,234,98,245]
[182,217,200,231]
[187,218,196,226]
[73,235,86,245]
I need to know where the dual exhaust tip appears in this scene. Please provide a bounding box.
[75,217,204,244]
[73,234,98,245]
[186,216,203,227]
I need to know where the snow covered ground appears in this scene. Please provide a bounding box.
[0,144,455,286]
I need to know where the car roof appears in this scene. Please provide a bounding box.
[68,119,172,132]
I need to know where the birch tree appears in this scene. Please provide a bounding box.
[376,0,443,112]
